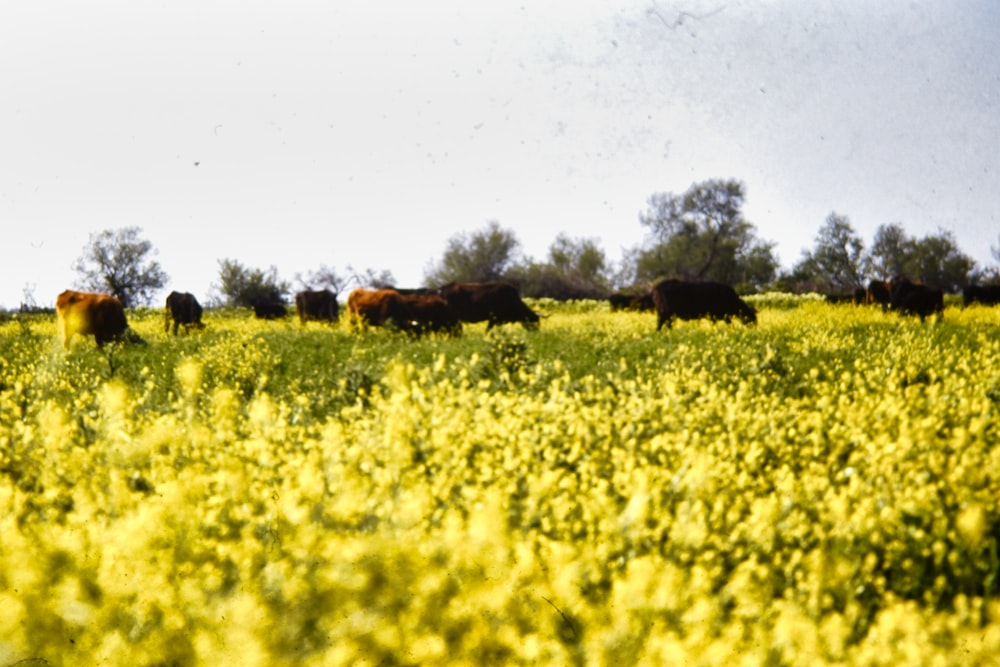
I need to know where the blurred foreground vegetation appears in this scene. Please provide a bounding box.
[1,298,999,665]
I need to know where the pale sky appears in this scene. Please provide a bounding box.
[2,1,998,309]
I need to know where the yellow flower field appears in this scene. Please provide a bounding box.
[1,299,998,665]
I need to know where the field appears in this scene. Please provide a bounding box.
[1,297,999,666]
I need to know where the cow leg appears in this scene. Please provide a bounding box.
[59,320,71,349]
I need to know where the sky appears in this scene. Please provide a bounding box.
[2,0,999,309]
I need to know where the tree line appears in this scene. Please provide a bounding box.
[53,179,1000,310]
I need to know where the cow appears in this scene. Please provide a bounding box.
[295,289,339,324]
[651,280,756,331]
[164,291,204,335]
[866,280,893,310]
[56,290,128,349]
[890,279,944,321]
[347,288,392,329]
[438,281,540,330]
[822,288,866,305]
[346,288,459,335]
[253,300,287,319]
[384,292,460,336]
[609,291,655,312]
[962,284,1000,307]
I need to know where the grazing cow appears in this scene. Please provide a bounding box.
[347,288,393,329]
[609,291,655,312]
[253,300,287,319]
[651,280,756,331]
[56,290,128,349]
[383,292,460,335]
[866,280,892,310]
[438,281,540,330]
[823,289,866,305]
[963,284,1000,307]
[346,288,459,335]
[388,287,442,296]
[890,279,944,321]
[295,289,339,324]
[165,291,204,335]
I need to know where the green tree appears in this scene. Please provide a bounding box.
[792,213,867,291]
[72,226,168,308]
[214,259,290,307]
[511,234,611,299]
[866,223,915,279]
[424,221,521,285]
[909,229,974,292]
[633,179,778,291]
[866,224,974,291]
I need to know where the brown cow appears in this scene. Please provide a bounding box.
[56,290,128,349]
[165,291,204,335]
[439,281,540,330]
[347,288,393,329]
[652,280,756,331]
[295,289,339,324]
[347,288,459,335]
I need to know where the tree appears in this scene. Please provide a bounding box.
[866,224,974,291]
[72,227,168,308]
[424,221,521,285]
[511,234,612,299]
[791,213,867,292]
[866,223,915,279]
[909,229,974,292]
[633,179,778,291]
[214,259,290,307]
[350,266,397,290]
[979,236,1000,283]
[296,264,347,293]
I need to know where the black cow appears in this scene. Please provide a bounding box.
[253,300,287,320]
[963,284,1000,307]
[652,280,756,331]
[165,291,204,335]
[609,291,655,312]
[866,280,892,310]
[439,281,540,330]
[890,279,944,321]
[295,289,339,324]
[824,292,858,304]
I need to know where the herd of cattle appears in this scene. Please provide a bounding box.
[614,278,1000,323]
[52,277,1000,349]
